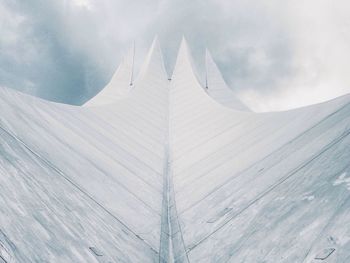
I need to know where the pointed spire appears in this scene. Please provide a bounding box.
[205,48,250,111]
[177,36,190,64]
[179,35,189,52]
[171,36,204,90]
[205,47,231,92]
[129,40,136,86]
[172,36,194,80]
[137,35,167,82]
[84,43,135,106]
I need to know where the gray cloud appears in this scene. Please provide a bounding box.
[1,0,350,110]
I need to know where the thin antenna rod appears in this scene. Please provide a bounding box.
[130,40,135,86]
[205,50,208,90]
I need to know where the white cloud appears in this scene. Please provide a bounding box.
[71,0,94,10]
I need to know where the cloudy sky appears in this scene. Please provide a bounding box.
[1,0,350,111]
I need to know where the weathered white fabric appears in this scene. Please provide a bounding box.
[0,37,350,262]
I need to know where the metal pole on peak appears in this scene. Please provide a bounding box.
[205,49,209,90]
[130,40,135,86]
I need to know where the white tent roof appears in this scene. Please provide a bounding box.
[1,37,350,262]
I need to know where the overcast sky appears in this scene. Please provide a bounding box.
[1,0,350,111]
